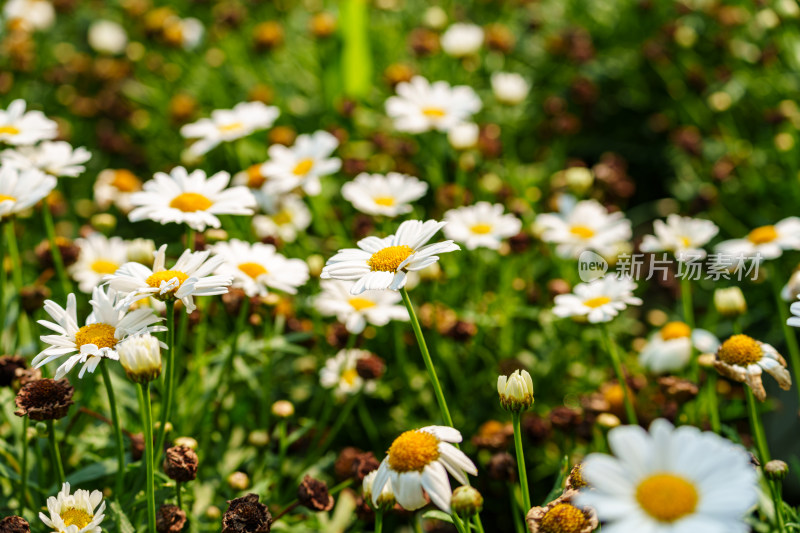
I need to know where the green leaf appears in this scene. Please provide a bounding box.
[422,510,454,524]
[66,458,117,485]
[109,500,136,533]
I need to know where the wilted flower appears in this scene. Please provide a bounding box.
[221,493,271,533]
[14,378,74,421]
[163,445,199,482]
[714,334,791,402]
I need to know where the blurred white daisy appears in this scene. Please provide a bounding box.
[716,217,800,260]
[164,16,204,50]
[714,334,791,402]
[0,166,56,220]
[32,287,165,380]
[211,238,309,297]
[440,23,484,57]
[319,349,375,398]
[575,419,757,533]
[443,201,522,250]
[446,122,480,150]
[40,482,106,533]
[262,130,341,196]
[553,275,642,323]
[372,426,477,513]
[252,194,311,243]
[491,72,530,105]
[93,169,142,213]
[315,279,409,334]
[639,321,719,374]
[128,166,256,231]
[3,0,55,32]
[87,20,127,55]
[1,141,91,178]
[69,234,130,294]
[640,214,719,261]
[341,172,428,217]
[535,198,632,259]
[105,244,232,313]
[321,219,460,294]
[0,100,58,146]
[180,101,280,157]
[385,76,482,134]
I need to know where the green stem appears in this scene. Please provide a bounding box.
[47,419,65,487]
[101,363,126,499]
[140,383,157,533]
[770,479,787,533]
[474,514,486,533]
[155,300,176,465]
[42,204,70,296]
[20,415,28,513]
[0,221,6,353]
[374,510,383,533]
[706,372,721,434]
[400,288,453,427]
[511,412,531,513]
[5,220,22,292]
[212,298,250,426]
[680,276,699,382]
[510,483,525,533]
[744,387,770,463]
[601,325,638,425]
[772,274,800,408]
[176,481,183,510]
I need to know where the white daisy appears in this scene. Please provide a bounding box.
[252,194,311,243]
[372,426,477,513]
[1,141,91,178]
[713,334,791,402]
[716,217,800,260]
[261,130,341,196]
[639,321,719,374]
[575,419,757,533]
[180,101,280,157]
[40,482,106,533]
[93,169,143,213]
[106,244,232,313]
[320,219,460,295]
[0,165,56,220]
[128,166,256,231]
[341,172,428,217]
[0,99,58,145]
[443,201,522,250]
[315,280,409,334]
[87,20,127,55]
[440,23,484,57]
[69,234,130,294]
[385,76,482,134]
[553,275,642,323]
[319,349,375,398]
[164,16,204,50]
[535,198,632,259]
[491,72,530,105]
[640,214,719,261]
[32,287,166,380]
[210,238,309,297]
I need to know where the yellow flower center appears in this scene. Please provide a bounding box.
[747,225,778,245]
[169,192,213,213]
[717,334,763,366]
[568,464,587,489]
[660,321,691,341]
[0,194,16,203]
[470,223,493,235]
[422,107,447,118]
[61,507,93,529]
[239,262,268,279]
[110,170,142,192]
[91,259,120,274]
[342,368,359,386]
[539,503,589,533]
[570,225,595,239]
[636,473,698,523]
[293,158,314,176]
[219,121,244,133]
[146,270,189,294]
[272,210,292,225]
[246,164,267,188]
[0,125,20,136]
[387,430,440,472]
[368,245,414,272]
[348,297,377,311]
[373,196,396,207]
[680,236,691,248]
[74,323,117,350]
[583,296,611,308]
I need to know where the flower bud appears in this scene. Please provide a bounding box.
[447,122,480,151]
[271,400,294,418]
[118,334,162,383]
[127,238,156,264]
[765,460,789,481]
[363,470,395,511]
[451,486,483,517]
[497,369,534,411]
[713,287,746,318]
[227,471,250,491]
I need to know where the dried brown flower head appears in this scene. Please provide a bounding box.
[297,475,334,512]
[222,493,272,533]
[156,504,187,533]
[163,445,199,482]
[14,378,74,421]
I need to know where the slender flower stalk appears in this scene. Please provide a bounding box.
[374,510,383,533]
[744,387,770,464]
[101,363,126,499]
[0,221,6,353]
[46,419,65,486]
[680,276,699,379]
[19,414,28,512]
[155,300,176,465]
[511,412,531,513]
[176,482,183,510]
[140,382,157,533]
[41,204,71,296]
[601,325,638,424]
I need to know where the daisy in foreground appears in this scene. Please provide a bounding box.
[33,287,165,379]
[0,99,58,145]
[179,101,280,156]
[716,216,800,260]
[321,219,460,295]
[640,214,719,261]
[443,201,522,250]
[106,244,232,313]
[69,234,130,294]
[40,482,105,533]
[0,165,56,220]
[211,239,309,297]
[341,172,428,217]
[553,275,642,323]
[371,426,477,513]
[315,280,409,334]
[127,166,256,231]
[639,321,719,374]
[713,334,791,402]
[575,419,757,533]
[535,198,631,259]
[385,76,482,134]
[262,130,342,196]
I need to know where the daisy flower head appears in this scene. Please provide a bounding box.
[3,0,55,32]
[713,334,791,402]
[163,16,204,50]
[575,419,757,533]
[211,238,309,297]
[0,165,57,220]
[315,280,409,334]
[93,169,142,213]
[527,491,597,533]
[1,141,91,178]
[40,482,106,533]
[553,275,642,323]
[180,101,280,157]
[321,219,460,295]
[443,201,522,250]
[32,287,166,380]
[319,348,375,398]
[252,193,311,243]
[0,99,58,145]
[69,234,130,294]
[372,426,477,513]
[716,217,800,261]
[341,172,428,217]
[106,244,232,313]
[128,166,256,231]
[261,130,341,196]
[491,72,530,105]
[640,214,719,261]
[440,22,484,57]
[535,198,632,259]
[639,322,719,374]
[385,76,482,134]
